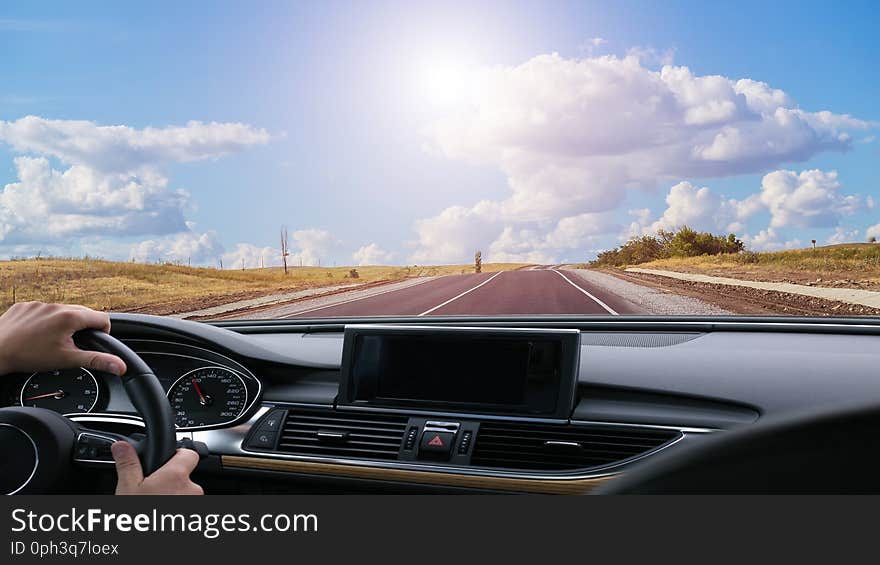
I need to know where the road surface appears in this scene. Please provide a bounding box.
[243,268,645,319]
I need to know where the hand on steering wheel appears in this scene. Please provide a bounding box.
[0,302,197,494]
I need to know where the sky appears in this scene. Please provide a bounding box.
[0,0,877,267]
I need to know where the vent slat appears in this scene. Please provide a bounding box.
[278,409,406,461]
[472,422,679,471]
[284,421,406,434]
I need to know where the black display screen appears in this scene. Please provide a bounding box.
[341,328,579,417]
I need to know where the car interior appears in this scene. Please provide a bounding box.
[4,312,879,495]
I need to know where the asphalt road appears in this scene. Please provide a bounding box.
[267,268,644,318]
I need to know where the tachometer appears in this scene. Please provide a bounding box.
[20,368,99,414]
[167,366,248,429]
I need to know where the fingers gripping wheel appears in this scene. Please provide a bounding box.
[72,330,176,475]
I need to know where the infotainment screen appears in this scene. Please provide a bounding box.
[339,326,580,417]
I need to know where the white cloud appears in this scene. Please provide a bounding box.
[413,52,872,263]
[742,227,802,251]
[759,169,858,229]
[0,156,188,244]
[826,226,859,245]
[866,224,880,242]
[0,116,270,172]
[0,116,270,247]
[629,169,863,251]
[129,228,223,265]
[222,243,279,269]
[289,229,337,266]
[647,181,744,234]
[409,202,503,264]
[352,243,394,266]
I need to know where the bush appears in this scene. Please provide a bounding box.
[591,226,745,267]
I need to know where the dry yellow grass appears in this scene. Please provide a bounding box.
[635,243,880,289]
[0,258,531,314]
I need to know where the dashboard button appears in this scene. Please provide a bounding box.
[419,431,454,458]
[257,409,286,433]
[246,430,278,450]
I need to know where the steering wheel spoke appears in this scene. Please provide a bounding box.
[71,427,139,465]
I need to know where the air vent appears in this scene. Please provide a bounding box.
[278,409,408,460]
[471,422,680,471]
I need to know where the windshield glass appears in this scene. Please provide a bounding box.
[1,1,878,320]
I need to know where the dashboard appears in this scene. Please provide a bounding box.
[5,313,880,494]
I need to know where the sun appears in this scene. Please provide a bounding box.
[417,58,472,107]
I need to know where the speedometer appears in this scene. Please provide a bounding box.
[167,367,248,429]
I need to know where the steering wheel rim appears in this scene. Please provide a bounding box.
[72,329,177,475]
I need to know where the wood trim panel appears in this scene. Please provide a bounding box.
[222,455,615,494]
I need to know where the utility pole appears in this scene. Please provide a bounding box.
[281,227,290,274]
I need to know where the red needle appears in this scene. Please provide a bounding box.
[191,378,206,402]
[24,390,65,401]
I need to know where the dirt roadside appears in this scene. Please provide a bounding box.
[606,269,880,316]
[122,278,405,317]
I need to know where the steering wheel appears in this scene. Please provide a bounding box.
[0,329,176,494]
[596,400,880,494]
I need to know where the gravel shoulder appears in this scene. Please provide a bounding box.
[613,269,880,316]
[208,276,439,320]
[567,269,732,315]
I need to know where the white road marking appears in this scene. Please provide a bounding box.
[418,271,504,316]
[552,269,619,315]
[281,277,435,318]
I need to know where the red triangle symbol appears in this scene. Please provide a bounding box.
[428,435,444,447]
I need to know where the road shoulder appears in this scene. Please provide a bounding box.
[568,269,732,315]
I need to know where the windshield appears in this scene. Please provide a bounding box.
[1,1,878,320]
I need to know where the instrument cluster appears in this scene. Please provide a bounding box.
[8,342,260,431]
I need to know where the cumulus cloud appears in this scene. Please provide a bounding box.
[0,116,270,172]
[0,156,188,244]
[222,243,279,269]
[352,243,394,266]
[289,229,337,266]
[742,227,802,251]
[865,224,880,242]
[759,169,858,229]
[826,226,860,245]
[129,228,223,265]
[0,116,269,247]
[412,52,873,263]
[630,169,863,250]
[646,181,747,234]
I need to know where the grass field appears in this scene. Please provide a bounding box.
[632,243,880,289]
[0,258,531,315]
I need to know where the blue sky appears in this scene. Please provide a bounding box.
[0,0,877,266]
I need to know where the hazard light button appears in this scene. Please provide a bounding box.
[419,431,455,458]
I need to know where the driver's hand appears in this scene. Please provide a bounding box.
[112,441,204,495]
[0,302,126,376]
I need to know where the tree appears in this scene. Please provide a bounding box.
[280,227,290,274]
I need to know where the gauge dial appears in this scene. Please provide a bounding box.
[20,368,99,414]
[167,367,248,429]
